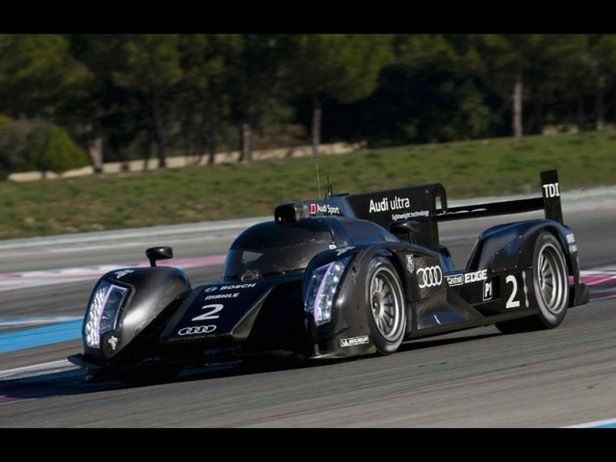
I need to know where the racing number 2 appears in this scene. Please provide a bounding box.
[191,304,224,321]
[505,275,520,309]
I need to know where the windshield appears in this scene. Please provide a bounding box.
[223,241,332,280]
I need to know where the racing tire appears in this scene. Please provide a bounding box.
[365,256,407,354]
[496,231,569,334]
[115,364,184,385]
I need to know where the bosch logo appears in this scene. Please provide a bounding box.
[178,325,217,336]
[417,266,443,288]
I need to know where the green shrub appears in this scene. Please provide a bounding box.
[26,123,88,175]
[0,117,88,178]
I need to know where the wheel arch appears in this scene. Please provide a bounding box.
[82,266,192,361]
[468,220,572,270]
[467,219,584,306]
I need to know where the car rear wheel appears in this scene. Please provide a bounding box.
[365,257,407,354]
[496,231,569,334]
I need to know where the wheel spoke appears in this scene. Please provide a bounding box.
[536,243,568,315]
[369,267,405,341]
[541,258,549,274]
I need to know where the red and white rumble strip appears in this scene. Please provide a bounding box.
[580,265,616,301]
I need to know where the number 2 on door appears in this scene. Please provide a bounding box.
[505,275,521,309]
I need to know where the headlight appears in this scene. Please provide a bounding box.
[304,256,351,326]
[84,280,130,348]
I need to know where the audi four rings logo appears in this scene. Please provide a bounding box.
[417,266,443,288]
[178,325,217,336]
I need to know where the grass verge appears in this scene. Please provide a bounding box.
[0,130,614,240]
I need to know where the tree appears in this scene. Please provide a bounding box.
[61,34,125,173]
[0,115,20,179]
[293,35,392,156]
[177,34,233,164]
[2,33,616,182]
[470,34,566,137]
[352,34,492,146]
[111,35,183,168]
[227,35,295,161]
[589,35,616,130]
[469,35,521,137]
[0,35,91,119]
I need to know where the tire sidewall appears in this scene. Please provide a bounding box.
[532,231,569,327]
[364,256,407,354]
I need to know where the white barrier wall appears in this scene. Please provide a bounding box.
[8,141,366,182]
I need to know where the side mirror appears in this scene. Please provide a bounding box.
[389,220,421,244]
[146,246,173,267]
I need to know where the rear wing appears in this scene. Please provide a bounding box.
[435,170,563,224]
[275,169,564,251]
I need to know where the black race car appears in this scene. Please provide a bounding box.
[69,169,589,383]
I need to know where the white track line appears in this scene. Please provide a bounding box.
[0,316,82,328]
[0,254,226,292]
[0,359,77,381]
[566,417,616,428]
[0,216,268,251]
[0,398,36,407]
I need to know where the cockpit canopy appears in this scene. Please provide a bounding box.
[222,217,397,281]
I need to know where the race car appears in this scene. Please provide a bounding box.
[68,169,589,383]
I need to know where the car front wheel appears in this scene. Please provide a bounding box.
[365,256,407,354]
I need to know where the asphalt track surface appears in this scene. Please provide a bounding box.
[1,195,616,427]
